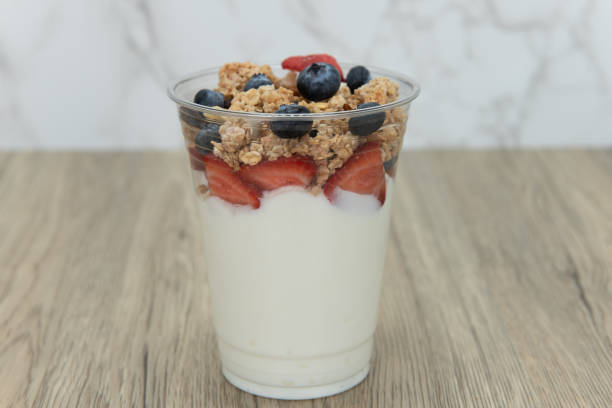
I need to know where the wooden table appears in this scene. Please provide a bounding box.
[1,151,612,407]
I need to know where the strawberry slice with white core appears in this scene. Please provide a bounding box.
[324,142,386,205]
[202,155,261,208]
[240,156,316,191]
[282,54,344,81]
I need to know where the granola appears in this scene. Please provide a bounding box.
[229,85,295,113]
[278,71,299,95]
[298,84,361,112]
[217,62,280,98]
[355,77,399,105]
[183,59,409,194]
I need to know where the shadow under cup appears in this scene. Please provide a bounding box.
[167,63,419,400]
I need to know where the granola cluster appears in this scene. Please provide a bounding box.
[355,78,399,104]
[217,62,280,98]
[228,85,295,113]
[298,84,362,112]
[184,61,407,193]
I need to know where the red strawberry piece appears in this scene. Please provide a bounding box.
[324,142,386,205]
[240,156,316,191]
[188,146,206,171]
[201,155,261,208]
[282,54,344,81]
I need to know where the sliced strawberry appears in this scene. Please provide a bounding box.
[240,156,316,191]
[282,54,344,81]
[202,155,261,208]
[324,142,386,205]
[188,146,206,171]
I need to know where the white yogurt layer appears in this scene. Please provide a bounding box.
[199,181,394,391]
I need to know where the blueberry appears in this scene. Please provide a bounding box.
[346,66,371,93]
[348,102,386,136]
[224,96,233,109]
[309,129,318,138]
[297,63,341,101]
[179,107,205,128]
[383,155,399,174]
[270,104,313,139]
[244,74,273,91]
[194,123,221,154]
[193,89,225,107]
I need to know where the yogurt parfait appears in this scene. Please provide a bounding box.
[167,54,419,399]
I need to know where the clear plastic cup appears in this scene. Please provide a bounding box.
[167,64,419,399]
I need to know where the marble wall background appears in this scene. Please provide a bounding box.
[1,0,611,149]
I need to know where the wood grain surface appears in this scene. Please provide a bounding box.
[1,150,612,407]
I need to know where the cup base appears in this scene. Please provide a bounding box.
[217,336,373,398]
[222,364,369,400]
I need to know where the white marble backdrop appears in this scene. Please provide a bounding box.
[1,0,611,149]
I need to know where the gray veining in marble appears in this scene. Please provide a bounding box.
[0,0,611,148]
